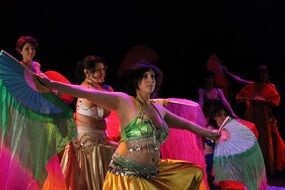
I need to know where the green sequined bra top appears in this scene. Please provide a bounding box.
[120,110,168,144]
[108,102,169,179]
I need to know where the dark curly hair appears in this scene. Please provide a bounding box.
[208,106,229,128]
[74,55,107,84]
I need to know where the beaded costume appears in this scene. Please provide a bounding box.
[103,101,205,190]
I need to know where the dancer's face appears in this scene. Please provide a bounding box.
[20,42,36,62]
[137,70,156,95]
[212,110,227,127]
[87,62,107,84]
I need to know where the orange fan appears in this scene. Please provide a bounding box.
[206,54,232,98]
[44,70,74,105]
[236,83,280,107]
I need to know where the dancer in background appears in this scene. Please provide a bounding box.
[58,55,118,190]
[16,35,42,73]
[0,37,76,189]
[36,60,220,190]
[224,65,285,175]
[209,107,267,190]
[198,71,238,122]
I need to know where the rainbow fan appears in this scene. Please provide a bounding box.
[0,50,70,115]
[0,50,76,188]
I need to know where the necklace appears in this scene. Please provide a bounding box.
[136,96,151,108]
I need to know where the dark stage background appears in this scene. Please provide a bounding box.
[1,0,285,136]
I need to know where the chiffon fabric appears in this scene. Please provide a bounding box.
[0,50,77,189]
[60,126,117,190]
[0,80,76,189]
[160,98,209,189]
[103,159,205,190]
[237,83,285,174]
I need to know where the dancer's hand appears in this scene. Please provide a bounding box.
[34,72,53,87]
[216,128,231,143]
[208,129,221,141]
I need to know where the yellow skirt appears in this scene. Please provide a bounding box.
[61,131,116,190]
[103,159,205,190]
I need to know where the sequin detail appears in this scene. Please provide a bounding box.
[108,154,158,179]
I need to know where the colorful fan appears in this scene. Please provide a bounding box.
[0,50,69,115]
[213,117,267,190]
[0,50,76,187]
[237,119,259,138]
[236,83,280,106]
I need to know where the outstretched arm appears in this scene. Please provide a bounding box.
[158,105,220,140]
[223,67,253,85]
[36,73,127,111]
[218,89,239,119]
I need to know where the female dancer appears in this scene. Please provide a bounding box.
[37,60,220,190]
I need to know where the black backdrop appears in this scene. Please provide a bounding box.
[1,0,285,135]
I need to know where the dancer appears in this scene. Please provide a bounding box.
[198,71,238,122]
[60,55,118,190]
[224,65,285,175]
[0,40,76,189]
[16,35,42,73]
[36,60,220,190]
[210,107,268,190]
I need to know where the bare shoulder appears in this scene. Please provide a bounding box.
[152,102,167,117]
[33,61,41,66]
[115,91,130,99]
[198,88,205,94]
[116,93,137,109]
[118,96,140,128]
[217,88,226,96]
[102,84,114,92]
[216,88,223,93]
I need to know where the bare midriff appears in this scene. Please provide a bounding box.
[115,139,160,166]
[75,112,107,131]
